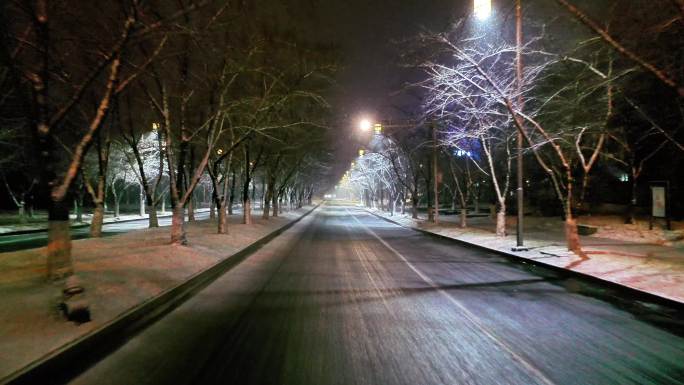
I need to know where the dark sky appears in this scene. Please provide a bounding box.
[306,0,463,119]
[261,0,467,180]
[256,0,468,184]
[261,0,464,117]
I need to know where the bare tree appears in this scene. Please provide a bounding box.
[555,0,684,97]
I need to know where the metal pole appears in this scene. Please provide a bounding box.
[514,0,526,250]
[432,122,439,224]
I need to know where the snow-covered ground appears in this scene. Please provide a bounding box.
[368,208,684,305]
[0,208,212,235]
[0,206,313,380]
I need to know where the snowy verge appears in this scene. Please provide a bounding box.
[0,205,317,384]
[366,208,684,306]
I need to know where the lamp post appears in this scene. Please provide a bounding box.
[430,122,439,223]
[513,0,526,250]
[475,0,526,250]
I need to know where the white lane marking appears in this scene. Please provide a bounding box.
[346,208,557,385]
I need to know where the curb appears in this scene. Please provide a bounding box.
[364,209,684,311]
[2,204,320,385]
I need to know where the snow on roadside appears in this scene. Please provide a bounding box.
[0,207,311,380]
[368,208,684,305]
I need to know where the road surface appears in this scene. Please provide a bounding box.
[68,204,684,385]
[0,211,211,253]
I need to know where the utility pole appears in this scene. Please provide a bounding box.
[513,0,527,251]
[432,122,439,224]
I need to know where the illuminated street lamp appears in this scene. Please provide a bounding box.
[359,148,365,156]
[474,0,491,20]
[476,0,527,250]
[373,123,382,135]
[359,119,372,132]
[216,148,224,155]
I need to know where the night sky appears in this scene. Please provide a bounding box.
[260,1,460,112]
[257,0,465,177]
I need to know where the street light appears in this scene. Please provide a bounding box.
[476,0,527,250]
[359,119,372,132]
[474,0,491,20]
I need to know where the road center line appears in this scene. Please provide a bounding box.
[346,208,557,385]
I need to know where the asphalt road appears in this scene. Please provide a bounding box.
[68,204,684,385]
[0,211,211,253]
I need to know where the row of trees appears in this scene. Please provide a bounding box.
[350,0,683,257]
[0,1,337,280]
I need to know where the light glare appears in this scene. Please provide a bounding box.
[359,119,372,131]
[474,0,491,20]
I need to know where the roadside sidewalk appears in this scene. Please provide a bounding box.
[0,206,315,383]
[0,208,212,236]
[367,207,684,305]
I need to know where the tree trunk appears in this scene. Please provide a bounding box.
[147,202,159,228]
[74,198,83,223]
[411,195,418,219]
[243,199,252,224]
[228,170,236,215]
[139,186,145,216]
[170,205,186,245]
[210,199,216,219]
[90,204,105,237]
[217,202,227,234]
[272,194,279,217]
[460,208,467,228]
[114,199,120,218]
[161,196,166,214]
[496,203,506,237]
[564,182,584,256]
[188,196,195,222]
[47,201,73,280]
[625,175,638,224]
[262,181,272,220]
[18,202,27,223]
[263,199,271,219]
[565,217,582,254]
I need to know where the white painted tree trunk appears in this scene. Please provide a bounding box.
[139,185,145,216]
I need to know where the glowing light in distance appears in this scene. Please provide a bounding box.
[474,0,491,21]
[359,119,372,131]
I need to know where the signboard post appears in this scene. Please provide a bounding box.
[649,181,671,230]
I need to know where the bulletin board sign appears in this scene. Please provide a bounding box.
[649,181,671,230]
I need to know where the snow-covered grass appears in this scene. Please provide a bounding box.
[368,208,684,306]
[0,208,212,235]
[0,206,312,380]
